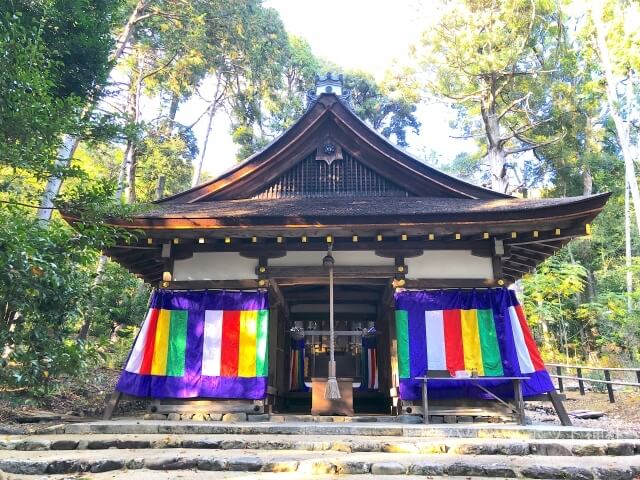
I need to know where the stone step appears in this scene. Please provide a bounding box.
[44,418,613,440]
[2,433,639,457]
[1,448,640,478]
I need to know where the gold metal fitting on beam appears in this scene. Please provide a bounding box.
[454,233,461,240]
[401,234,408,241]
[198,237,206,244]
[428,233,435,241]
[352,235,358,242]
[301,235,307,243]
[376,234,383,242]
[224,237,231,244]
[162,271,172,282]
[251,236,258,243]
[533,230,539,238]
[147,238,153,245]
[511,232,517,239]
[326,234,333,243]
[173,238,180,245]
[555,228,561,236]
[483,232,489,240]
[277,236,284,243]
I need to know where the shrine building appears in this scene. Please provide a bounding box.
[80,74,609,422]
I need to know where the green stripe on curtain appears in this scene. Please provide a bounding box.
[166,310,188,376]
[476,309,504,376]
[395,310,410,379]
[256,309,269,377]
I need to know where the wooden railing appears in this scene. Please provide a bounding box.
[546,363,640,403]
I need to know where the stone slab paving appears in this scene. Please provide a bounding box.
[50,419,612,440]
[2,433,639,457]
[22,473,551,480]
[1,448,639,478]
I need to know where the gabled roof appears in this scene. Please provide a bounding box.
[159,94,511,204]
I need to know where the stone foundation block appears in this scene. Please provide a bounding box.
[222,412,247,422]
[0,460,49,475]
[371,462,406,475]
[145,457,197,470]
[90,459,125,473]
[196,458,227,471]
[336,461,370,474]
[606,442,635,456]
[227,457,263,472]
[50,439,79,450]
[143,413,167,421]
[261,460,299,472]
[408,462,445,476]
[529,442,573,456]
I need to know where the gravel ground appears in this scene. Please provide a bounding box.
[526,389,640,437]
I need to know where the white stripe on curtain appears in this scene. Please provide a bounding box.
[508,306,535,374]
[125,308,155,373]
[202,310,223,376]
[425,310,447,370]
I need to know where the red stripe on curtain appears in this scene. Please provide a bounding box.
[139,308,160,375]
[220,311,240,376]
[514,305,545,371]
[443,309,465,374]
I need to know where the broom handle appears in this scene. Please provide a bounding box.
[329,264,334,364]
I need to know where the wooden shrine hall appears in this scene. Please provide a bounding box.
[84,73,610,422]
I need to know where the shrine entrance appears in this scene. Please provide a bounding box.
[277,283,392,414]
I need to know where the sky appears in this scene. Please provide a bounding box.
[176,0,476,180]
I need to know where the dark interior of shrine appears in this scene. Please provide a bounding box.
[279,284,391,414]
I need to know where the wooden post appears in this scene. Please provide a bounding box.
[556,365,564,392]
[576,367,585,395]
[422,379,429,424]
[603,369,615,403]
[513,379,525,425]
[548,390,572,426]
[103,391,123,420]
[636,370,640,391]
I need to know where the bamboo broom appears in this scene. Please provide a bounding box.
[323,248,340,399]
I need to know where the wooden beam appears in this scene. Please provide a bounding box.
[267,265,397,279]
[165,280,266,290]
[401,278,499,289]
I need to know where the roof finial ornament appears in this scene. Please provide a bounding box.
[306,71,353,109]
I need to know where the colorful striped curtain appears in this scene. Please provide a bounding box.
[395,288,554,400]
[360,335,379,390]
[116,289,269,399]
[289,337,307,392]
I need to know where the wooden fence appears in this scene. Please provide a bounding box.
[546,363,640,403]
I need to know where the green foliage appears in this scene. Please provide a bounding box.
[344,69,421,147]
[0,13,79,178]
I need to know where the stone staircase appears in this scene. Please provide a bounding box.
[1,419,639,478]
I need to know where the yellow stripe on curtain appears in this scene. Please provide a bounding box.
[460,309,484,375]
[151,309,171,375]
[238,310,258,377]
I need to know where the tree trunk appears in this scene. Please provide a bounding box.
[481,87,509,194]
[592,0,640,236]
[36,0,149,222]
[77,255,108,341]
[168,92,180,127]
[36,135,79,220]
[582,166,593,196]
[488,145,509,193]
[191,102,217,187]
[626,178,633,312]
